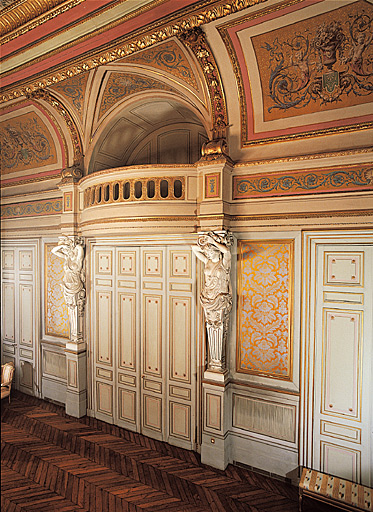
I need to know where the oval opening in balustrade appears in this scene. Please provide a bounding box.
[123,181,130,200]
[97,186,102,203]
[113,183,119,201]
[91,188,95,205]
[174,179,182,198]
[134,181,142,199]
[160,179,168,198]
[147,180,155,198]
[104,184,110,202]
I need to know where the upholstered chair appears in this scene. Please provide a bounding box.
[1,362,15,403]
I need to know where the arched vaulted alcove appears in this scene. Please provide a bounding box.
[87,95,209,173]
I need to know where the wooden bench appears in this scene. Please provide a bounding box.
[299,468,372,511]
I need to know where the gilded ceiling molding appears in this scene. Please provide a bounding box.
[179,27,227,136]
[0,0,268,104]
[0,0,84,44]
[27,89,83,165]
[233,147,373,167]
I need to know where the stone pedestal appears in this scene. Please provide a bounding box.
[65,344,87,417]
[200,371,231,470]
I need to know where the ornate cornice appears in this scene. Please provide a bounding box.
[0,0,268,104]
[0,0,84,44]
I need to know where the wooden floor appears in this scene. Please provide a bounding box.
[1,391,339,512]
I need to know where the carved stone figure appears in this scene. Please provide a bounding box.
[192,231,233,372]
[52,235,85,342]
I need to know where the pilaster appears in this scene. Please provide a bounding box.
[201,372,231,470]
[53,166,87,417]
[196,155,233,232]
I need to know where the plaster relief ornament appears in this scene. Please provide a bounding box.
[192,231,233,372]
[52,235,85,342]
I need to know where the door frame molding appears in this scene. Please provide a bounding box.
[300,229,373,471]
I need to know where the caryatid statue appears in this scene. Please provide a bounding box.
[192,231,233,372]
[52,235,86,343]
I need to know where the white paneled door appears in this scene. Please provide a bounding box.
[303,234,373,486]
[1,242,38,396]
[91,244,197,450]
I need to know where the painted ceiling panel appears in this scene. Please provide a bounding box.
[0,110,58,175]
[50,71,90,122]
[122,39,200,91]
[218,0,373,146]
[97,71,176,120]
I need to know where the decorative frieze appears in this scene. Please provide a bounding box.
[233,165,373,199]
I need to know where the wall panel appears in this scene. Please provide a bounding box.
[237,240,293,379]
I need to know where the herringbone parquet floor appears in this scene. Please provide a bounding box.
[1,391,339,512]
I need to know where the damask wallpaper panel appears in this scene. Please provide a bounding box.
[237,240,294,380]
[45,243,69,339]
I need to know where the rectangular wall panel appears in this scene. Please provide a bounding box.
[43,350,67,380]
[205,393,221,431]
[325,253,363,286]
[169,297,190,382]
[143,295,162,377]
[2,283,15,341]
[143,394,162,432]
[118,388,136,423]
[118,293,136,369]
[169,402,191,440]
[2,250,14,270]
[96,291,112,365]
[96,381,113,416]
[321,441,360,482]
[237,240,293,379]
[19,284,33,346]
[19,250,33,271]
[233,394,296,443]
[323,310,361,418]
[20,361,33,389]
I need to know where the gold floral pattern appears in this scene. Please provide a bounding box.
[45,243,69,338]
[237,240,293,379]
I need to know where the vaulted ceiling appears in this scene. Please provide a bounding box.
[1,0,372,187]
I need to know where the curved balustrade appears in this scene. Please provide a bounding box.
[83,176,185,209]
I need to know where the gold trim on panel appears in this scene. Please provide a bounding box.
[320,419,361,445]
[118,388,136,424]
[169,296,191,384]
[323,252,364,287]
[236,239,294,380]
[142,293,162,377]
[169,250,191,279]
[320,440,361,482]
[118,292,136,370]
[96,380,113,416]
[169,401,191,440]
[321,308,362,423]
[142,394,162,432]
[96,290,113,366]
[44,242,69,339]
[96,367,113,381]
